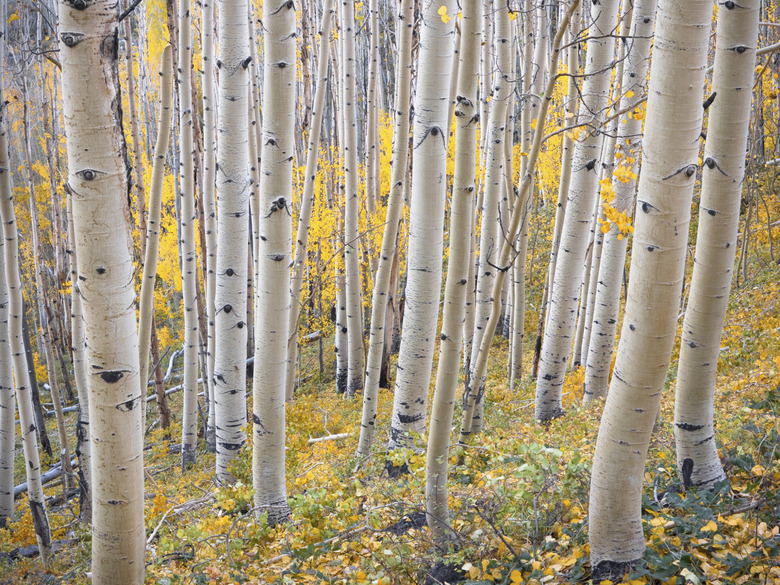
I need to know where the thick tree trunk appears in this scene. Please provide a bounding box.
[588,1,712,579]
[59,1,146,581]
[252,0,296,525]
[674,0,758,489]
[387,0,457,449]
[213,0,251,483]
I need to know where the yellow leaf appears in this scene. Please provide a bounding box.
[510,569,523,584]
[530,118,538,130]
[438,5,451,23]
[701,520,718,532]
[625,90,635,99]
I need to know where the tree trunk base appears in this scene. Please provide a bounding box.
[591,559,635,583]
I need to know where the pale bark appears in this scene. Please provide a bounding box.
[138,46,174,428]
[462,0,514,439]
[214,0,251,483]
[426,0,481,544]
[0,205,12,528]
[534,0,620,422]
[201,0,218,452]
[179,0,199,469]
[583,0,656,401]
[286,0,334,402]
[388,0,457,449]
[252,0,296,525]
[1,0,52,557]
[357,0,413,458]
[461,1,577,443]
[674,0,758,489]
[59,0,145,580]
[340,0,365,399]
[588,0,712,577]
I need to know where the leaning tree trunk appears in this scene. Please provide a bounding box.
[583,0,656,401]
[588,0,712,580]
[340,0,365,399]
[387,0,457,449]
[252,0,296,526]
[674,0,758,489]
[356,0,414,459]
[0,0,52,558]
[534,0,620,422]
[213,0,251,483]
[59,0,145,581]
[178,0,199,469]
[425,0,481,544]
[286,0,334,402]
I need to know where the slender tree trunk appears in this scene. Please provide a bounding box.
[340,0,365,399]
[674,0,758,489]
[213,0,251,483]
[357,0,413,458]
[534,0,620,422]
[583,0,656,401]
[286,0,334,402]
[387,0,457,449]
[425,0,481,544]
[251,0,296,525]
[0,2,52,557]
[588,1,712,578]
[0,214,13,528]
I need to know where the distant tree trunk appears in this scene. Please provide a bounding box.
[138,45,174,430]
[213,0,251,483]
[59,0,146,580]
[425,0,481,544]
[534,0,620,422]
[674,0,758,489]
[588,1,712,579]
[286,0,334,402]
[178,0,199,469]
[0,212,13,529]
[357,0,413,458]
[583,0,656,401]
[388,0,457,449]
[252,0,296,525]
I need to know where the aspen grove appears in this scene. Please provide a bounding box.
[1,0,780,583]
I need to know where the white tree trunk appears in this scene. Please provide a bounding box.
[252,0,296,525]
[214,0,251,483]
[388,0,457,449]
[425,0,481,544]
[356,0,413,458]
[588,0,712,578]
[583,0,656,401]
[674,0,758,489]
[59,0,146,579]
[0,155,13,528]
[340,0,365,399]
[534,0,620,422]
[178,0,199,469]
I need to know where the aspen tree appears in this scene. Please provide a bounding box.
[201,0,218,451]
[534,0,619,422]
[588,0,712,578]
[1,0,52,558]
[59,0,145,579]
[426,0,481,544]
[213,0,251,483]
[357,0,413,458]
[388,0,457,449]
[252,0,296,524]
[583,0,656,401]
[674,0,759,489]
[463,0,514,438]
[340,0,365,399]
[0,243,11,527]
[138,46,174,426]
[178,0,199,468]
[286,0,334,402]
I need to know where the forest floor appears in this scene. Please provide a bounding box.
[1,262,779,585]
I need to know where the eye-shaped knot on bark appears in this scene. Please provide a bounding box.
[414,125,446,150]
[76,168,101,181]
[60,32,85,48]
[241,56,252,69]
[662,163,698,181]
[63,0,94,10]
[264,196,291,218]
[270,0,295,15]
[728,45,750,54]
[703,157,728,176]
